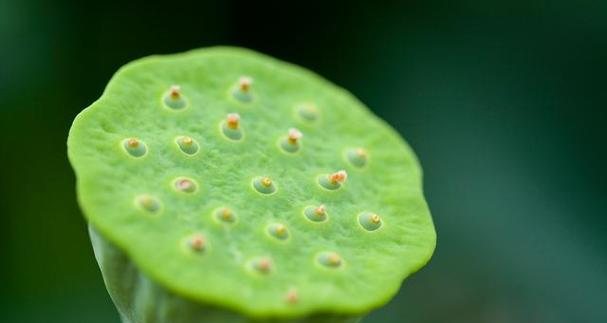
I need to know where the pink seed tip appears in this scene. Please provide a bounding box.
[287,128,303,144]
[329,170,348,184]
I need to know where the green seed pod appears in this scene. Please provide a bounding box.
[68,47,436,323]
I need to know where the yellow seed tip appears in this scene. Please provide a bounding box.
[370,213,381,224]
[182,136,193,145]
[275,224,286,235]
[261,177,272,187]
[328,253,341,265]
[315,205,326,216]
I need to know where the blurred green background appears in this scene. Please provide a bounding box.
[1,0,605,322]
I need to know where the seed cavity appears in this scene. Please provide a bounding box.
[249,257,272,274]
[135,194,161,213]
[286,289,298,304]
[173,177,198,193]
[175,136,199,155]
[346,148,368,168]
[304,204,328,222]
[358,212,383,231]
[187,233,206,252]
[253,176,276,195]
[232,76,254,103]
[296,103,319,122]
[318,170,348,190]
[221,113,244,141]
[163,85,188,110]
[317,251,343,269]
[214,207,237,224]
[280,128,303,153]
[122,138,147,157]
[267,223,289,241]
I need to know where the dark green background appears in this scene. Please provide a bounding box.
[1,1,605,322]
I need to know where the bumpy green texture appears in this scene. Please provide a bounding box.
[67,47,436,322]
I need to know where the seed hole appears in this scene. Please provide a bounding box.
[304,204,328,222]
[279,128,302,153]
[135,194,161,213]
[232,76,254,103]
[296,103,319,122]
[221,113,243,141]
[358,211,383,231]
[249,257,272,274]
[173,177,198,193]
[186,233,206,252]
[253,176,276,195]
[318,170,347,191]
[163,85,188,110]
[346,148,368,168]
[316,251,343,269]
[267,223,289,241]
[175,136,199,155]
[214,207,237,224]
[122,138,147,157]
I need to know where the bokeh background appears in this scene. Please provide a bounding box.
[1,0,605,322]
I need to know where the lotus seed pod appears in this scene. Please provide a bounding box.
[68,47,435,323]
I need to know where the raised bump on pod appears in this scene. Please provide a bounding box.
[175,136,199,155]
[122,138,147,157]
[346,148,368,168]
[296,103,319,122]
[173,177,198,193]
[221,113,243,141]
[267,223,289,241]
[285,289,298,304]
[304,204,328,222]
[317,251,343,269]
[135,194,160,213]
[187,233,206,252]
[253,176,276,195]
[318,170,348,190]
[249,257,272,274]
[280,128,303,153]
[163,85,188,110]
[232,76,253,102]
[358,211,383,231]
[214,207,237,224]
